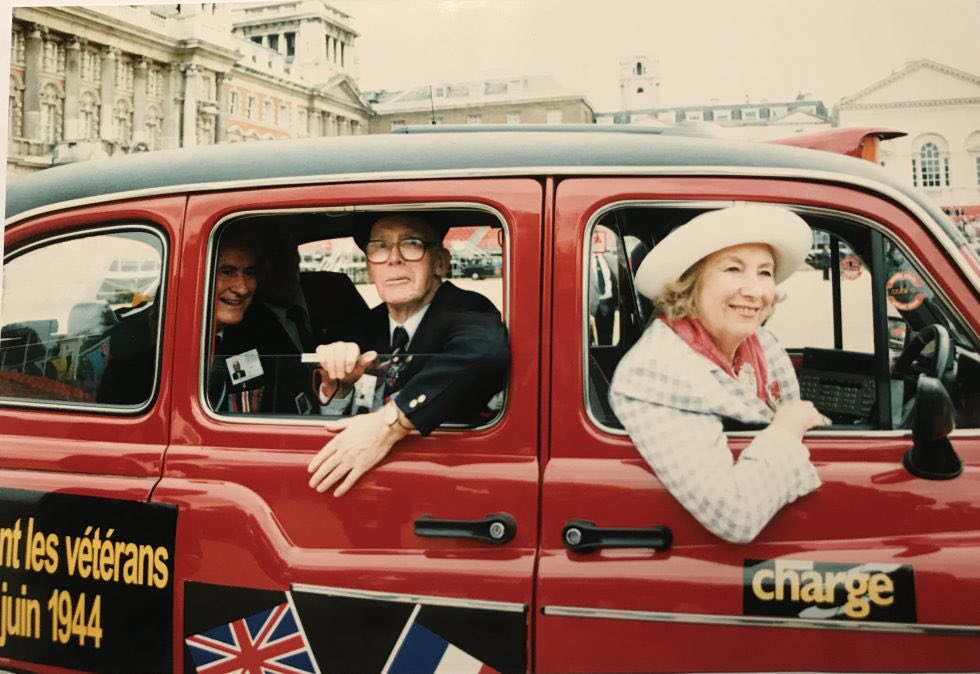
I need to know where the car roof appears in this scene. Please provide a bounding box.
[3,129,951,237]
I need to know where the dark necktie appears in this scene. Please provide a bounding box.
[595,257,606,295]
[286,305,314,352]
[384,326,410,397]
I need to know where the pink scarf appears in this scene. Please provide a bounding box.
[661,315,769,402]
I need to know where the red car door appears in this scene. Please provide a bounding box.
[0,197,183,672]
[536,177,980,673]
[151,178,543,672]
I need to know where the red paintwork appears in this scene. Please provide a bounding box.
[539,177,980,672]
[2,172,979,673]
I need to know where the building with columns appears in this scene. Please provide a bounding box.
[8,1,371,179]
[836,58,980,220]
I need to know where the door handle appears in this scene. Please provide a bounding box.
[562,519,672,552]
[414,512,516,544]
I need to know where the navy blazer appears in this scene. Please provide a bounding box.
[220,301,314,414]
[345,281,509,434]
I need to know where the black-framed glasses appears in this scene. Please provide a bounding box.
[365,238,438,263]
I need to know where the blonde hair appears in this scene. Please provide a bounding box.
[655,260,704,321]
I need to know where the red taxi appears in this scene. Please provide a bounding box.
[1,128,979,673]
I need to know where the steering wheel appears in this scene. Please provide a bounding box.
[892,324,953,383]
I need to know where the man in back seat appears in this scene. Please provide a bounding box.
[307,213,509,496]
[225,229,368,414]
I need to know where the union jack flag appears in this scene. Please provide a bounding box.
[186,601,319,674]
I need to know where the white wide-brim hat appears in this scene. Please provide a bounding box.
[634,204,812,300]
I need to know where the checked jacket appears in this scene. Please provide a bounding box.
[610,320,821,544]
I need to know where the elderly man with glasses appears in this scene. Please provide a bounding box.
[307,213,509,497]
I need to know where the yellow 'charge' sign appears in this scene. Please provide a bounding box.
[743,559,916,623]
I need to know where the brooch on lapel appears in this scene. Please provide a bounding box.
[768,380,782,405]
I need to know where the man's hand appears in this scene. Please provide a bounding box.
[315,341,377,383]
[307,408,411,497]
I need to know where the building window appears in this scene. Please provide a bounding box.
[11,31,25,66]
[201,74,216,102]
[911,158,918,188]
[268,34,279,51]
[42,40,62,73]
[279,103,289,128]
[40,84,63,143]
[506,112,521,125]
[79,91,100,140]
[390,119,406,130]
[251,35,262,45]
[229,91,239,116]
[246,96,256,120]
[81,50,101,83]
[467,114,482,125]
[686,110,702,121]
[285,33,295,58]
[919,142,943,187]
[114,59,134,91]
[635,61,645,76]
[197,114,215,146]
[145,106,163,150]
[147,68,164,97]
[9,76,23,138]
[743,109,759,120]
[264,100,272,121]
[546,109,562,124]
[113,99,133,145]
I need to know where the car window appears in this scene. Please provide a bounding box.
[584,204,979,432]
[205,208,508,427]
[0,229,164,408]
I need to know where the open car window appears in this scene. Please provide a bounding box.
[584,203,980,433]
[204,207,508,428]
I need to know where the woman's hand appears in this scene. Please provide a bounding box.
[771,400,831,439]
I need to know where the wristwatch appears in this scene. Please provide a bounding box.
[382,402,400,428]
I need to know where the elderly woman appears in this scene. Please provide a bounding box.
[610,204,829,544]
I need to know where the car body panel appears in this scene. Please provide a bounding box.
[1,131,977,673]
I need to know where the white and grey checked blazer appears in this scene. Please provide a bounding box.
[609,320,821,544]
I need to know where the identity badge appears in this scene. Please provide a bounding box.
[226,348,263,385]
[354,373,378,413]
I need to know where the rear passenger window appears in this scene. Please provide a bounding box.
[204,207,508,427]
[0,229,164,408]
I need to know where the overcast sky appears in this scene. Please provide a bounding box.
[338,0,980,111]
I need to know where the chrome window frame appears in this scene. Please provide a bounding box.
[581,197,979,439]
[200,201,512,430]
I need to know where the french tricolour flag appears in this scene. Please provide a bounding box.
[384,610,497,674]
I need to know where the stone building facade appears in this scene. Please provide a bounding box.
[367,75,594,133]
[8,2,371,180]
[837,59,980,216]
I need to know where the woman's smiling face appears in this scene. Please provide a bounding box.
[693,243,776,360]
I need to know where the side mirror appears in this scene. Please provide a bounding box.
[902,376,962,480]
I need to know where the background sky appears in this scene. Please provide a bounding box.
[338,0,980,111]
